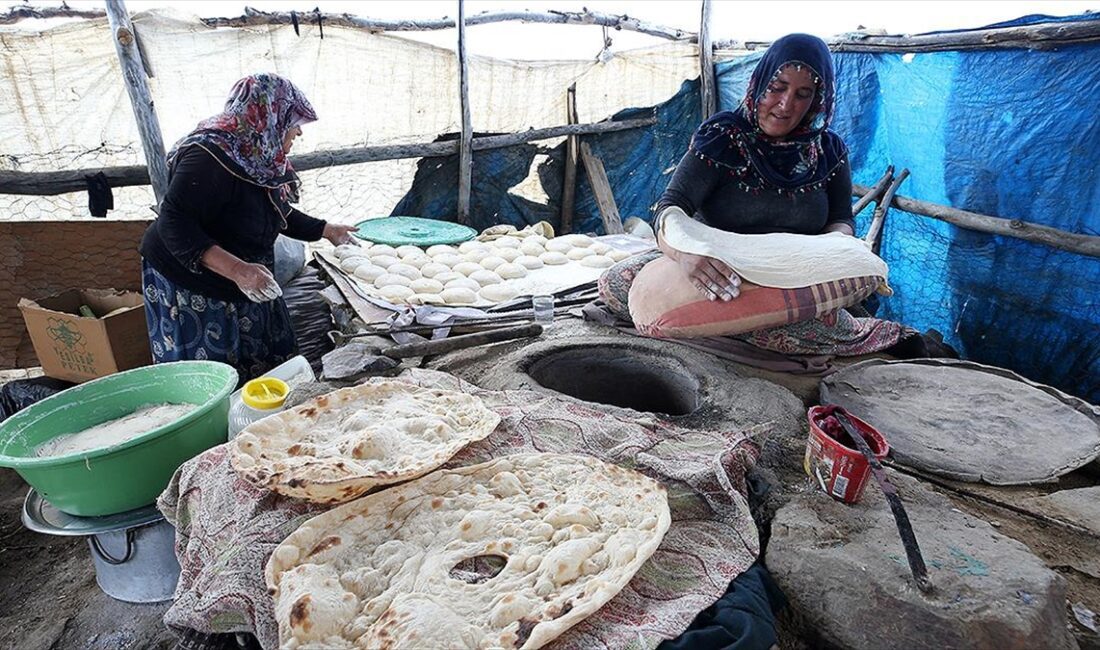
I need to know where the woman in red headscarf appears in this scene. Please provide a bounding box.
[140,73,357,382]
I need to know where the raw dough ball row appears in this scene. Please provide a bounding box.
[334,234,632,304]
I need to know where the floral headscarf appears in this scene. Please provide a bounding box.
[688,33,846,194]
[166,73,317,219]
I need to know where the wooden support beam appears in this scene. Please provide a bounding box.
[853,183,1100,259]
[456,0,472,226]
[699,0,716,119]
[559,83,579,235]
[104,0,169,205]
[851,165,894,218]
[579,141,624,235]
[202,7,697,42]
[0,117,656,196]
[864,168,909,254]
[725,19,1100,53]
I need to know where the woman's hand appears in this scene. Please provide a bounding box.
[677,252,741,301]
[230,261,282,303]
[323,223,359,246]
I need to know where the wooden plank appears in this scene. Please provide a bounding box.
[104,0,169,205]
[852,183,1100,259]
[559,83,579,235]
[0,117,656,196]
[456,0,473,226]
[699,0,716,119]
[579,141,624,234]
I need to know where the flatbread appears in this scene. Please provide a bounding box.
[265,453,670,650]
[229,381,501,503]
[660,207,889,289]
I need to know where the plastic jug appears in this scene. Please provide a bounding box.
[228,376,289,439]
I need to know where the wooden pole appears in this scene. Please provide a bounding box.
[864,168,909,254]
[853,184,1100,258]
[699,0,716,119]
[559,83,579,235]
[579,142,624,234]
[851,166,894,218]
[456,0,472,225]
[0,117,657,196]
[104,0,169,205]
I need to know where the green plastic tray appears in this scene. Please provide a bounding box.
[353,216,477,246]
[0,361,238,516]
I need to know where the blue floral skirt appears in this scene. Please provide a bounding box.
[141,260,297,384]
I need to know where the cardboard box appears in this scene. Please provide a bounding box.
[18,288,151,383]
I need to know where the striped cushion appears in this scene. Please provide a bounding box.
[628,256,882,338]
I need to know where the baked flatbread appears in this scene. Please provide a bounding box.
[229,381,501,503]
[266,453,670,649]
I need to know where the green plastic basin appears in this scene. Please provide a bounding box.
[0,361,238,517]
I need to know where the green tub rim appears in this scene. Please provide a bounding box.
[0,360,238,469]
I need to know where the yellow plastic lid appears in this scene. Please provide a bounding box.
[241,377,289,410]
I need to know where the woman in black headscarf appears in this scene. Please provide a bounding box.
[608,34,938,358]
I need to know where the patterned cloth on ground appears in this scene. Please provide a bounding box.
[157,368,762,650]
[142,260,297,383]
[599,252,910,357]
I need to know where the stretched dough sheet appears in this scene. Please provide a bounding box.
[660,208,889,289]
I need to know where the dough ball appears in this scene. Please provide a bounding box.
[494,236,522,248]
[440,287,478,305]
[540,251,569,265]
[562,234,595,248]
[515,255,544,270]
[468,269,503,287]
[580,254,614,268]
[545,239,572,253]
[433,253,463,268]
[353,264,386,282]
[409,293,445,306]
[371,254,401,269]
[388,263,421,280]
[608,249,633,262]
[591,243,612,255]
[367,244,398,259]
[402,253,431,269]
[527,235,548,247]
[519,241,545,256]
[378,285,414,302]
[334,244,362,260]
[444,277,481,291]
[373,273,412,289]
[463,249,491,264]
[479,284,519,302]
[339,256,368,273]
[480,256,507,271]
[453,262,483,276]
[497,248,522,262]
[410,278,444,294]
[432,271,464,285]
[458,240,489,254]
[566,247,595,261]
[420,262,451,279]
[427,244,458,257]
[495,262,527,279]
[396,245,423,258]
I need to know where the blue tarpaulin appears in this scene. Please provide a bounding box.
[394,13,1100,402]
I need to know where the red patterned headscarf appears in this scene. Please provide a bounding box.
[167,73,317,215]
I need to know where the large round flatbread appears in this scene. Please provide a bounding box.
[820,358,1100,485]
[229,381,501,503]
[266,453,670,650]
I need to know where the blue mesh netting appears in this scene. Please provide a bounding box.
[391,14,1100,402]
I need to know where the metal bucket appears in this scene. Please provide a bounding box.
[88,519,180,603]
[22,488,181,603]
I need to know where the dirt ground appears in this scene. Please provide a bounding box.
[0,468,174,650]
